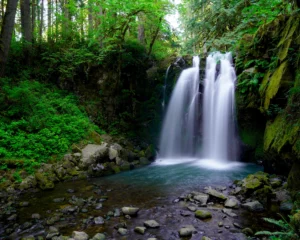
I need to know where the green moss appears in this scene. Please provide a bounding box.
[259,70,271,97]
[195,210,212,219]
[242,172,269,192]
[35,172,55,190]
[264,61,288,110]
[264,113,299,153]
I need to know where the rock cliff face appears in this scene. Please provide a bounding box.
[236,13,300,182]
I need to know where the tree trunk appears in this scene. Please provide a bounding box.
[47,0,51,42]
[88,0,93,36]
[0,0,19,77]
[147,17,162,56]
[32,0,36,43]
[138,14,146,45]
[39,0,44,43]
[21,0,32,43]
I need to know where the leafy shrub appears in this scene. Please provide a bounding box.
[0,78,104,167]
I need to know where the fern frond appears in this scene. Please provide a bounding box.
[263,217,290,230]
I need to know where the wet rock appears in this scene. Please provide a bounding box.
[280,201,293,212]
[121,207,139,216]
[109,147,118,160]
[114,208,121,217]
[188,206,197,212]
[216,186,227,191]
[53,198,65,203]
[233,222,242,228]
[224,198,239,209]
[218,222,223,227]
[242,172,269,194]
[35,172,55,190]
[94,216,104,225]
[134,226,146,234]
[242,201,264,212]
[206,187,227,200]
[7,214,17,221]
[32,213,41,219]
[195,210,212,220]
[91,233,106,240]
[139,157,151,165]
[193,193,209,206]
[225,225,230,229]
[202,237,212,240]
[19,201,30,207]
[72,231,89,240]
[270,177,282,188]
[67,189,75,193]
[231,187,242,195]
[222,208,237,218]
[179,225,196,237]
[80,144,108,169]
[19,175,37,190]
[275,189,291,202]
[180,210,192,217]
[144,220,160,228]
[242,227,254,236]
[46,226,60,239]
[95,203,103,210]
[46,213,61,225]
[118,228,128,235]
[147,238,158,240]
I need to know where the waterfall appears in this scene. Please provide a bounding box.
[157,52,238,167]
[202,52,237,162]
[162,65,171,110]
[158,56,200,158]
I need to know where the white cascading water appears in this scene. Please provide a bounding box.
[158,56,200,159]
[202,52,237,162]
[157,52,239,168]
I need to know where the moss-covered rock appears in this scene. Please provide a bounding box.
[287,162,300,191]
[35,172,55,190]
[195,210,212,220]
[242,171,269,193]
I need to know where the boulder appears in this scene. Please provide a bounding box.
[242,172,269,194]
[193,193,209,206]
[179,225,196,237]
[224,198,239,209]
[195,210,212,220]
[134,226,146,234]
[35,172,55,190]
[80,144,108,169]
[91,233,106,240]
[242,201,264,212]
[206,187,227,200]
[19,175,37,190]
[144,220,160,228]
[72,231,89,240]
[117,228,128,235]
[121,207,139,216]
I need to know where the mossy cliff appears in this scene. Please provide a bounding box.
[236,13,300,181]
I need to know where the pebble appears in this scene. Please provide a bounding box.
[134,226,146,234]
[118,228,128,235]
[95,203,103,210]
[144,220,160,228]
[233,222,242,229]
[94,216,104,225]
[218,221,223,227]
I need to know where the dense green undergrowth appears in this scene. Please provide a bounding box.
[0,78,104,172]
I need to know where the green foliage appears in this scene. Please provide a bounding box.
[13,171,22,183]
[255,216,299,240]
[0,78,104,168]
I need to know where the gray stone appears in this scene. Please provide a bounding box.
[7,214,17,221]
[80,144,108,169]
[117,228,128,235]
[179,225,196,237]
[270,178,282,188]
[193,193,209,206]
[195,210,212,219]
[180,210,192,217]
[91,233,106,240]
[280,201,293,212]
[206,187,227,200]
[121,207,139,216]
[94,216,104,225]
[31,213,41,219]
[46,226,60,239]
[224,198,239,209]
[95,203,103,210]
[109,148,118,160]
[231,186,242,195]
[19,201,30,207]
[139,157,150,165]
[202,237,212,240]
[218,222,223,227]
[53,198,65,203]
[114,208,121,217]
[134,226,146,234]
[188,206,197,212]
[19,175,37,190]
[144,220,160,228]
[233,222,242,228]
[72,231,89,240]
[242,201,264,212]
[222,208,237,218]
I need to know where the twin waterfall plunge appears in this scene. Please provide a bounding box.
[157,52,241,170]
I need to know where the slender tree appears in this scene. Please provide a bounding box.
[0,0,19,77]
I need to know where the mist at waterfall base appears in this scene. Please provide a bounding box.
[157,52,243,170]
